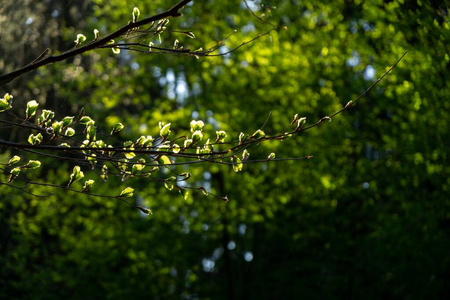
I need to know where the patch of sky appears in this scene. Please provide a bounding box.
[363,65,375,80]
[238,224,247,235]
[227,241,236,250]
[244,251,253,262]
[347,50,360,67]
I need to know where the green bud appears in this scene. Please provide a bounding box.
[25,160,41,169]
[186,32,196,39]
[164,182,174,191]
[200,187,209,196]
[242,149,250,161]
[142,136,154,147]
[192,130,203,143]
[0,93,13,112]
[268,152,276,160]
[231,156,243,172]
[52,121,63,135]
[203,139,213,153]
[290,113,299,126]
[184,139,193,148]
[11,167,21,176]
[28,133,43,145]
[94,29,99,40]
[75,34,86,44]
[137,206,152,215]
[132,7,140,22]
[124,149,136,159]
[159,123,171,139]
[62,116,74,127]
[216,130,227,142]
[25,100,39,119]
[172,143,180,153]
[38,110,54,126]
[79,116,94,125]
[4,93,12,101]
[82,179,95,192]
[65,127,75,136]
[101,165,108,182]
[86,123,96,142]
[119,187,134,198]
[190,120,204,132]
[251,129,265,139]
[8,167,21,182]
[296,117,307,131]
[158,155,171,166]
[180,172,191,180]
[179,188,189,200]
[135,135,146,146]
[239,132,245,144]
[68,165,84,187]
[8,155,21,165]
[132,159,146,173]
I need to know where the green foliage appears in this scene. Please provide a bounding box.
[0,0,449,299]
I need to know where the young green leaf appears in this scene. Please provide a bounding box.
[132,7,140,23]
[112,46,121,54]
[28,133,43,145]
[101,165,108,182]
[160,123,171,139]
[24,160,41,169]
[8,167,21,182]
[132,159,146,173]
[119,187,134,198]
[190,120,204,132]
[289,113,299,126]
[25,100,39,119]
[158,155,171,166]
[231,156,243,172]
[184,139,193,148]
[82,179,95,192]
[164,182,174,191]
[268,152,276,160]
[172,143,180,153]
[68,166,84,187]
[137,206,153,215]
[79,116,94,125]
[8,155,21,165]
[62,116,74,127]
[251,129,265,139]
[0,93,13,112]
[216,130,227,142]
[52,121,63,135]
[179,188,189,200]
[200,187,209,196]
[38,109,55,125]
[94,29,99,40]
[296,117,307,131]
[192,130,203,143]
[239,132,245,144]
[86,123,96,142]
[74,34,86,44]
[242,149,250,161]
[65,127,75,136]
[185,32,196,39]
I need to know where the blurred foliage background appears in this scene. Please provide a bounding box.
[0,0,449,299]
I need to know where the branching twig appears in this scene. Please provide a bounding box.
[0,0,193,86]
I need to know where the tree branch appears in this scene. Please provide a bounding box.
[0,0,192,86]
